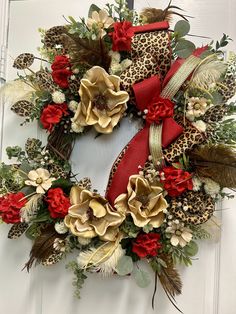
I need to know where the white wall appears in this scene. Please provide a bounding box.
[0,1,235,313]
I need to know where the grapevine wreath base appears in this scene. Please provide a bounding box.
[1,1,236,312]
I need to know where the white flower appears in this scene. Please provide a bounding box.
[186,97,208,121]
[71,121,84,133]
[77,237,91,246]
[87,10,114,38]
[109,51,121,63]
[166,222,192,247]
[55,221,68,234]
[25,168,55,194]
[68,100,79,112]
[192,176,202,191]
[120,59,132,71]
[52,91,66,104]
[192,120,207,132]
[53,238,67,252]
[109,63,123,75]
[201,177,220,196]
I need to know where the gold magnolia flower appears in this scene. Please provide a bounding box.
[64,186,126,241]
[114,175,167,228]
[71,66,129,134]
[25,168,55,194]
[87,10,114,38]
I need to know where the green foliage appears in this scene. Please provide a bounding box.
[6,146,26,161]
[115,255,134,276]
[175,39,196,59]
[210,33,232,54]
[105,0,138,24]
[133,266,151,288]
[191,225,211,240]
[0,163,25,194]
[51,178,73,194]
[66,261,87,299]
[142,223,153,233]
[174,20,190,38]
[150,256,167,275]
[120,238,139,262]
[25,223,42,240]
[120,219,140,238]
[210,118,236,145]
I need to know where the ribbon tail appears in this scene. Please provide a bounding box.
[106,126,150,205]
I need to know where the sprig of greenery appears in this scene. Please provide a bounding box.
[210,33,232,54]
[105,0,138,24]
[66,261,87,298]
[190,225,211,240]
[210,118,236,145]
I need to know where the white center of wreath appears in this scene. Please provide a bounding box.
[70,118,138,194]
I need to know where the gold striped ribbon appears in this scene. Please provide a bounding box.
[149,55,201,166]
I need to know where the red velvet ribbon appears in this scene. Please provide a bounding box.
[130,21,169,34]
[132,75,183,147]
[106,28,204,205]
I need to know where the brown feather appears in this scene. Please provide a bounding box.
[24,224,64,272]
[189,144,236,188]
[141,1,188,23]
[62,34,111,72]
[158,254,182,299]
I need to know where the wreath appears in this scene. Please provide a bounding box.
[1,1,236,312]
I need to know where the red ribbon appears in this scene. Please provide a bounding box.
[130,21,169,34]
[106,25,204,205]
[132,76,183,147]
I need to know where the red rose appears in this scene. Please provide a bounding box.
[160,166,193,197]
[110,21,133,51]
[40,103,69,132]
[46,188,71,219]
[0,192,27,224]
[132,233,162,258]
[52,69,72,88]
[51,55,71,71]
[146,97,174,124]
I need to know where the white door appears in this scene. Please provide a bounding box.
[0,1,235,313]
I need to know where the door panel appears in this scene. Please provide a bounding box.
[0,1,235,313]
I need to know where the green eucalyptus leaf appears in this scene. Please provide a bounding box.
[133,267,151,288]
[88,4,101,17]
[184,241,199,257]
[19,161,32,175]
[174,20,190,37]
[116,255,133,276]
[175,39,196,58]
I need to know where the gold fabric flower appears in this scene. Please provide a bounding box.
[87,10,114,38]
[25,168,55,194]
[64,186,126,241]
[71,66,129,134]
[186,97,208,121]
[114,175,167,228]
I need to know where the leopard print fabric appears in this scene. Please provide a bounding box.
[131,31,171,79]
[163,122,205,163]
[44,26,66,49]
[8,222,28,239]
[36,70,57,93]
[203,104,227,123]
[120,53,161,97]
[41,251,64,266]
[169,191,214,225]
[106,144,129,194]
[11,100,34,117]
[120,30,171,97]
[13,53,34,70]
